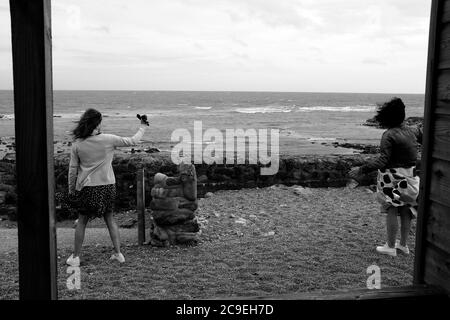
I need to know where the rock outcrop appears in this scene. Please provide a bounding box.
[363,116,424,129]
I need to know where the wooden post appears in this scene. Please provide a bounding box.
[414,0,441,285]
[9,0,58,299]
[137,168,146,245]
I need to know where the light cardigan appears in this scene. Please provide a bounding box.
[68,125,146,193]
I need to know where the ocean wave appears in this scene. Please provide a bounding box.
[235,106,293,114]
[283,130,337,142]
[307,137,337,142]
[194,106,212,110]
[53,113,84,119]
[296,105,375,112]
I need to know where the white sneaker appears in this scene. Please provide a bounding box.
[66,254,80,267]
[395,240,410,255]
[110,252,125,263]
[376,243,397,257]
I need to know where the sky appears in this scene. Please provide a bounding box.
[0,0,431,93]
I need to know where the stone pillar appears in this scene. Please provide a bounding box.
[148,163,200,246]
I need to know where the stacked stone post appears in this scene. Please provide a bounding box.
[149,163,199,246]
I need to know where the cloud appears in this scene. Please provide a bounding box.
[362,58,387,66]
[0,0,432,92]
[86,24,110,34]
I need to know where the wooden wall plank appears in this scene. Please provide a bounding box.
[435,104,450,115]
[429,159,450,208]
[435,69,450,101]
[426,200,450,254]
[431,114,450,161]
[442,0,450,24]
[423,245,450,293]
[9,0,58,300]
[438,23,450,69]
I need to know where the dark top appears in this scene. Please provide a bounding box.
[361,124,422,174]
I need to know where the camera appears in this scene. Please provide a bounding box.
[136,114,149,126]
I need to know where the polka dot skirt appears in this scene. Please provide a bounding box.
[57,184,116,220]
[376,167,420,216]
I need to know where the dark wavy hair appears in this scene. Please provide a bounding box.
[72,108,102,140]
[374,97,406,129]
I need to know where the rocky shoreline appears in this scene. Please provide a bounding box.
[362,116,423,129]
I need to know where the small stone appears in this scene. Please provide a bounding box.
[293,186,313,196]
[205,192,214,198]
[249,214,257,219]
[235,218,247,225]
[263,231,275,237]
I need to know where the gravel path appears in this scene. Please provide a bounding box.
[0,186,416,299]
[0,228,139,254]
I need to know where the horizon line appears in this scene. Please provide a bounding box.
[0,89,426,95]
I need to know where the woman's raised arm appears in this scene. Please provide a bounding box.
[110,125,147,148]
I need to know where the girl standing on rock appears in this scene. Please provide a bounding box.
[64,109,148,266]
[349,97,422,257]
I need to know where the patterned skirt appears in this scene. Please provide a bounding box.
[376,167,420,217]
[56,184,116,219]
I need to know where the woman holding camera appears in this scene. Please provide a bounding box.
[65,109,148,266]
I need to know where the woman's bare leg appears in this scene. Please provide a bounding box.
[104,211,121,254]
[386,206,398,248]
[399,206,412,247]
[74,214,89,257]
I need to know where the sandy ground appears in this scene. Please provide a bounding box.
[0,186,416,299]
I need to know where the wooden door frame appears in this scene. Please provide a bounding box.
[7,0,444,300]
[413,0,441,285]
[9,0,58,300]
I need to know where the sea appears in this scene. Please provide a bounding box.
[0,90,425,155]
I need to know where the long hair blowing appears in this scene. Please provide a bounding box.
[72,108,102,140]
[374,97,406,129]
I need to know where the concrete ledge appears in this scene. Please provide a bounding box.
[220,285,448,300]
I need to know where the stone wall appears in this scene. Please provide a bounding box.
[0,152,379,221]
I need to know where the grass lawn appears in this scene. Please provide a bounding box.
[0,186,416,299]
